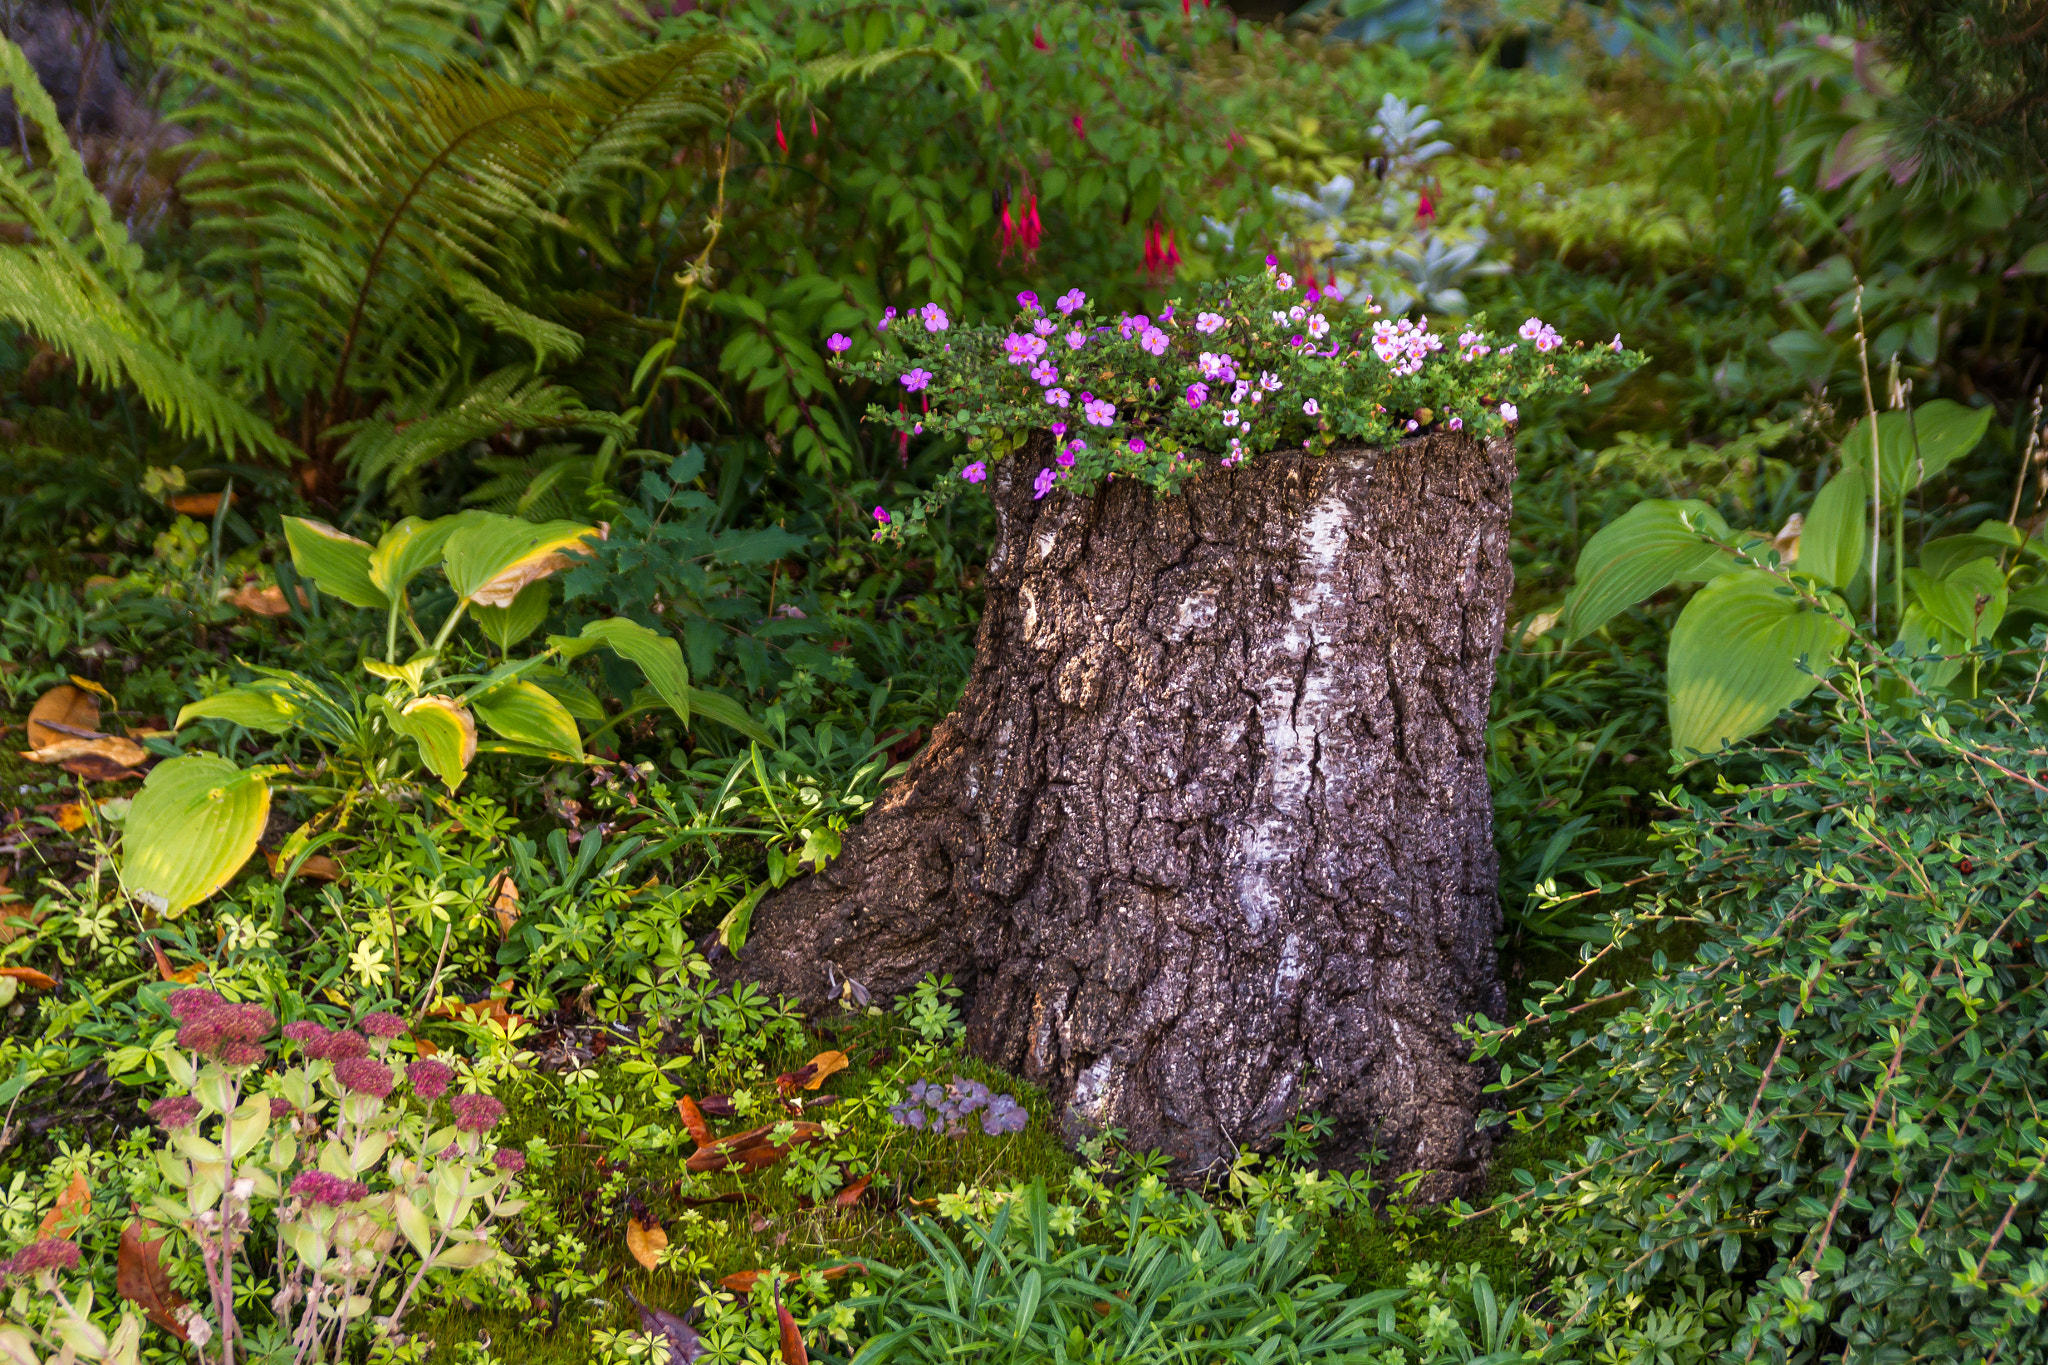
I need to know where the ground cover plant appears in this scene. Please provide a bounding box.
[0,0,2043,1361]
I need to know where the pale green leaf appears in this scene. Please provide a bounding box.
[442,514,601,606]
[684,687,771,745]
[282,518,387,609]
[1853,400,1995,508]
[1560,499,1734,642]
[122,755,272,916]
[370,516,470,601]
[1914,557,2007,647]
[472,579,550,651]
[383,696,477,791]
[578,618,688,723]
[1668,572,1850,755]
[1797,467,1867,591]
[176,688,300,734]
[471,680,582,756]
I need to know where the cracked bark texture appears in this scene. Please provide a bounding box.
[735,432,1512,1197]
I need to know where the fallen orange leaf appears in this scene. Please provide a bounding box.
[148,941,204,985]
[26,684,98,750]
[36,1172,88,1239]
[414,1038,440,1058]
[676,1095,713,1148]
[265,849,344,882]
[489,872,520,939]
[683,1121,827,1176]
[625,1218,668,1270]
[0,967,57,991]
[53,802,89,832]
[776,1050,850,1096]
[775,1286,808,1365]
[720,1263,863,1295]
[168,491,232,517]
[227,583,307,617]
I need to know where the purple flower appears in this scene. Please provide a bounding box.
[150,1096,202,1130]
[1289,335,1304,348]
[1448,416,1464,431]
[1161,303,1175,321]
[177,1000,276,1067]
[359,1012,407,1040]
[826,333,852,354]
[1050,420,1068,436]
[1265,253,1278,267]
[1500,403,1519,424]
[1017,291,1041,314]
[334,1057,395,1098]
[901,368,933,392]
[877,306,896,331]
[919,303,949,332]
[1139,327,1168,356]
[1082,398,1116,427]
[960,462,987,484]
[1195,312,1224,334]
[1128,438,1146,454]
[1055,289,1086,316]
[408,1059,453,1099]
[1275,272,1294,291]
[982,1095,1028,1136]
[1610,333,1624,352]
[1302,399,1319,416]
[1029,360,1058,386]
[1003,333,1047,365]
[492,1148,528,1174]
[1032,467,1058,500]
[1056,447,1076,468]
[873,506,890,525]
[290,1172,367,1207]
[1033,318,1056,337]
[450,1093,506,1133]
[1185,383,1208,407]
[1045,388,1070,408]
[1065,331,1087,351]
[312,1030,369,1062]
[1,1240,80,1277]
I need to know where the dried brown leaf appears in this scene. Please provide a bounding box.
[26,685,98,750]
[0,966,57,991]
[117,1222,189,1340]
[489,872,520,939]
[676,1095,712,1148]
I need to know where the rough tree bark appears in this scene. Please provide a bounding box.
[734,431,1513,1198]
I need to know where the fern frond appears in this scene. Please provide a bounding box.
[795,47,981,104]
[0,37,285,458]
[444,270,583,369]
[335,365,630,490]
[548,36,743,206]
[461,445,600,520]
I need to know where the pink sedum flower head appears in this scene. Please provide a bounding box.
[1195,312,1225,334]
[334,1056,394,1098]
[290,1172,367,1207]
[450,1093,507,1133]
[2,1240,81,1278]
[960,462,987,483]
[901,368,933,392]
[492,1148,528,1174]
[408,1059,453,1099]
[151,1096,202,1130]
[919,303,949,332]
[1055,288,1086,316]
[359,1012,407,1039]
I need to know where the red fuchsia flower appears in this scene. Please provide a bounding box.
[492,1148,528,1174]
[809,110,818,138]
[1072,113,1085,137]
[1,1240,80,1277]
[408,1059,453,1100]
[151,1096,202,1130]
[334,1057,395,1098]
[450,1094,507,1133]
[1415,191,1435,223]
[289,1172,367,1207]
[996,200,1021,261]
[1021,195,1043,262]
[774,117,788,155]
[359,1012,407,1040]
[1032,25,1049,50]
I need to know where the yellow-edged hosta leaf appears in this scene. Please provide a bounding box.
[282,518,387,610]
[531,667,606,722]
[388,696,477,791]
[122,755,272,916]
[176,688,301,734]
[369,516,474,601]
[576,618,687,722]
[1668,571,1850,756]
[471,681,582,756]
[472,579,551,651]
[442,514,601,607]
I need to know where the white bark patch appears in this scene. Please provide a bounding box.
[1232,489,1352,932]
[1034,529,1059,562]
[1068,1055,1119,1125]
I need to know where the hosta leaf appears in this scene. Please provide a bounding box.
[175,688,301,734]
[442,514,601,607]
[1668,571,1850,755]
[530,667,606,722]
[573,618,689,723]
[472,579,550,651]
[684,687,772,745]
[1797,467,1867,592]
[282,518,387,609]
[122,755,272,916]
[369,516,471,600]
[1914,556,2007,647]
[386,696,477,791]
[1919,520,2028,580]
[1560,499,1734,642]
[1850,400,1995,508]
[471,680,582,756]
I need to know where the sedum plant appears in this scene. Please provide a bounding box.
[133,991,521,1363]
[119,509,769,918]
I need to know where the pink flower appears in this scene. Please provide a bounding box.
[1082,397,1116,427]
[960,462,987,483]
[1045,388,1070,408]
[1056,447,1076,468]
[920,303,949,332]
[1302,399,1319,415]
[408,1059,453,1100]
[1,1240,80,1277]
[312,1030,369,1062]
[1185,382,1208,407]
[1029,360,1059,386]
[1611,334,1624,352]
[359,1012,407,1039]
[1500,403,1519,424]
[1065,331,1087,350]
[450,1093,507,1133]
[877,306,896,331]
[1056,289,1086,316]
[873,506,890,525]
[1139,327,1168,355]
[335,1057,395,1097]
[1033,319,1057,337]
[1032,467,1058,499]
[1195,312,1225,334]
[901,368,933,392]
[1003,333,1047,365]
[826,333,852,354]
[1275,272,1294,291]
[1128,438,1146,454]
[1050,420,1068,436]
[492,1148,528,1174]
[1017,291,1041,313]
[151,1096,202,1130]
[1448,416,1464,431]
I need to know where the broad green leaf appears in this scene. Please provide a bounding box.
[577,618,689,723]
[1560,499,1734,642]
[122,755,272,916]
[1919,521,2029,580]
[530,667,606,722]
[1895,602,1968,692]
[718,879,770,956]
[362,653,436,694]
[1798,467,1867,591]
[472,579,550,651]
[1668,571,1850,755]
[442,514,600,607]
[282,518,386,609]
[385,696,477,791]
[369,516,469,600]
[176,688,300,734]
[471,681,582,756]
[1915,556,2007,647]
[2007,584,2048,620]
[395,1196,433,1259]
[1854,400,1995,508]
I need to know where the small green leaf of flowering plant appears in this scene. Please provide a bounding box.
[833,261,1640,533]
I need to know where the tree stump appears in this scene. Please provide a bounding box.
[735,432,1513,1197]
